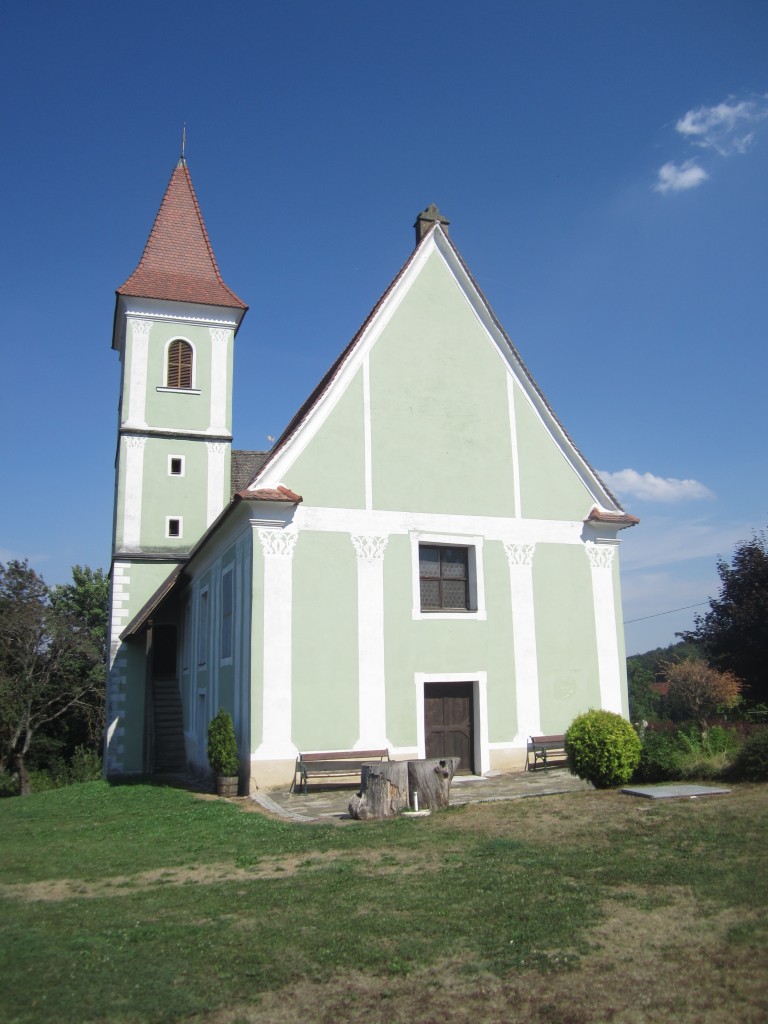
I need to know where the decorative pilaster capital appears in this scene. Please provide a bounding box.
[586,543,616,570]
[504,542,536,568]
[351,535,389,562]
[209,327,230,346]
[125,435,146,450]
[206,441,229,455]
[258,528,298,558]
[130,319,152,340]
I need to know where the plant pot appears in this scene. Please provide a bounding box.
[216,775,239,798]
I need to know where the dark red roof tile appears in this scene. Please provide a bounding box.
[117,159,247,310]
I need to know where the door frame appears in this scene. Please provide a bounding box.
[414,672,489,776]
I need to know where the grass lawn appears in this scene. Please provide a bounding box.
[1,781,766,1024]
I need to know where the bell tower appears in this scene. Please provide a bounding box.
[106,157,247,775]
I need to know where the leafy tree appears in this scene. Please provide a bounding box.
[680,531,768,704]
[663,660,741,734]
[627,660,661,722]
[0,561,107,795]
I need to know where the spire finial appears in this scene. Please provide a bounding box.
[181,123,186,161]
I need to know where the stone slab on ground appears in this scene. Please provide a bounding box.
[621,784,731,800]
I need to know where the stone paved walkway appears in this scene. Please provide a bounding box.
[251,768,592,822]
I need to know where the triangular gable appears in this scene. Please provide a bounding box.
[249,223,626,516]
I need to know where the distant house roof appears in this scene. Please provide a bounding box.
[230,450,269,496]
[117,158,247,310]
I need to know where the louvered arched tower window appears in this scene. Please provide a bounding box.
[167,339,193,389]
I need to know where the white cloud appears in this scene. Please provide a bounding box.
[600,468,714,502]
[653,94,768,195]
[676,98,768,155]
[653,159,708,194]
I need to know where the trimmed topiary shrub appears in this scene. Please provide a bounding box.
[565,709,642,789]
[207,709,239,777]
[728,729,768,781]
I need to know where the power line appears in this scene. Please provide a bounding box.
[625,602,708,624]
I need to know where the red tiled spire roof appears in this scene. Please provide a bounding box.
[117,158,247,309]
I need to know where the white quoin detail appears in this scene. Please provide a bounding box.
[503,542,541,740]
[209,328,230,433]
[253,528,298,759]
[587,543,623,714]
[125,319,152,428]
[122,436,146,549]
[351,535,389,748]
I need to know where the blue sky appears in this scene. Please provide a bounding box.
[1,1,766,655]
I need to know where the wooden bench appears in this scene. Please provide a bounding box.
[291,749,390,794]
[526,735,568,771]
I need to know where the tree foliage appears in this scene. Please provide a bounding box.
[564,709,642,789]
[0,561,107,794]
[663,659,741,732]
[680,531,768,704]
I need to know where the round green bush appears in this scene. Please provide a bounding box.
[207,709,239,777]
[565,709,642,789]
[729,729,768,781]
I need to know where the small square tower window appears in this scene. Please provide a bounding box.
[168,455,185,477]
[166,517,183,539]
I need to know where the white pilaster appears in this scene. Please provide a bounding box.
[209,328,230,434]
[351,535,389,748]
[506,375,522,518]
[125,319,152,428]
[105,562,131,774]
[253,528,298,759]
[206,441,228,526]
[586,543,623,714]
[504,542,541,741]
[363,355,373,510]
[122,436,146,550]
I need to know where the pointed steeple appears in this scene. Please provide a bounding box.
[117,159,247,310]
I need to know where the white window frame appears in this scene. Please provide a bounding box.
[410,532,486,620]
[168,454,185,477]
[166,515,183,539]
[220,566,234,665]
[157,336,201,394]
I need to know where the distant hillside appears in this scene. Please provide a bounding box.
[628,640,702,681]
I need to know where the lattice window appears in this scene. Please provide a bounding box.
[419,545,469,611]
[167,339,193,389]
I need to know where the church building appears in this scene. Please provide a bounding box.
[105,158,638,791]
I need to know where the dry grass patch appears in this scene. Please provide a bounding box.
[185,898,768,1024]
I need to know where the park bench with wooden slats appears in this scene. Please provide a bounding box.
[291,749,390,794]
[526,735,568,771]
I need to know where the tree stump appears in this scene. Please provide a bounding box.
[348,757,460,819]
[348,761,408,820]
[408,757,460,811]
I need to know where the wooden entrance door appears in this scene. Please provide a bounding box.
[424,682,474,774]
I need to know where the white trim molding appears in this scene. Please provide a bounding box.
[209,327,230,434]
[503,541,542,741]
[351,534,389,749]
[124,318,152,429]
[252,527,299,760]
[414,672,490,776]
[586,541,623,714]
